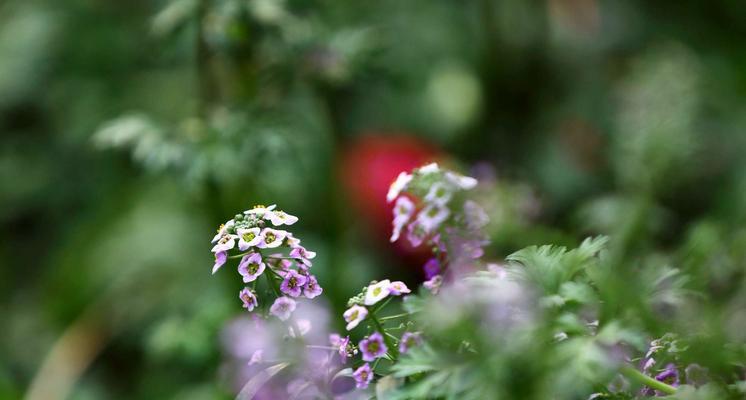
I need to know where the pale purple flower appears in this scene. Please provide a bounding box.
[239,288,258,311]
[387,172,413,203]
[212,251,227,274]
[641,363,680,396]
[280,270,308,297]
[359,332,387,361]
[417,162,440,175]
[289,245,316,266]
[364,280,391,306]
[417,204,450,233]
[267,210,299,226]
[398,332,422,354]
[237,227,262,250]
[424,182,453,206]
[353,363,373,389]
[238,253,266,282]
[423,258,440,279]
[303,275,323,299]
[390,196,415,242]
[212,220,235,243]
[285,233,301,247]
[406,221,427,247]
[258,228,287,248]
[423,275,443,295]
[211,233,237,253]
[270,296,296,321]
[249,349,263,365]
[389,281,411,295]
[330,334,352,363]
[343,305,368,331]
[444,171,477,189]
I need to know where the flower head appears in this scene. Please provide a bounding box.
[399,332,422,354]
[364,280,391,306]
[238,253,266,282]
[239,288,258,311]
[359,332,388,361]
[237,227,262,250]
[387,172,413,203]
[270,296,296,321]
[303,275,323,299]
[389,281,411,296]
[343,305,368,331]
[212,251,227,274]
[258,228,287,248]
[281,269,308,297]
[353,363,373,389]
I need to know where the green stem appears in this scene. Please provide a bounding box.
[370,313,398,360]
[620,366,677,395]
[379,313,409,322]
[372,297,393,314]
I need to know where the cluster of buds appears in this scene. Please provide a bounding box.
[211,205,322,320]
[387,162,489,290]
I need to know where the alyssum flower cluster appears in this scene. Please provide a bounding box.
[211,204,322,321]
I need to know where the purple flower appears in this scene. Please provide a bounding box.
[398,332,422,354]
[212,220,234,243]
[343,305,368,331]
[258,228,287,249]
[423,275,443,295]
[211,233,237,253]
[423,258,440,279]
[238,253,266,282]
[389,281,411,296]
[289,245,316,266]
[212,251,227,274]
[303,275,323,299]
[280,270,308,297]
[330,334,352,363]
[359,332,388,362]
[237,227,262,250]
[270,296,296,321]
[248,350,263,365]
[641,363,680,396]
[239,288,258,311]
[406,221,427,247]
[353,363,373,389]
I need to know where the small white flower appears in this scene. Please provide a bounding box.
[258,228,287,248]
[236,227,262,250]
[211,234,237,253]
[267,210,299,226]
[387,172,413,203]
[424,182,453,206]
[390,197,415,242]
[243,204,277,217]
[212,220,235,243]
[445,171,477,189]
[417,162,440,175]
[417,204,450,233]
[364,280,392,306]
[343,305,368,331]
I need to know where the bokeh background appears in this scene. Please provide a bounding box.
[2,0,746,398]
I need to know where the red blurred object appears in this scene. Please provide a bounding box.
[339,134,441,255]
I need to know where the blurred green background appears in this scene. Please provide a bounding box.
[2,0,746,398]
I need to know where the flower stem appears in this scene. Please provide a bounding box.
[620,366,677,395]
[379,313,409,322]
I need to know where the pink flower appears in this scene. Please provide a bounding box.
[236,227,262,250]
[406,221,427,247]
[212,251,227,274]
[423,275,443,295]
[238,253,265,282]
[266,210,299,226]
[303,275,323,299]
[353,363,373,389]
[289,245,316,266]
[211,233,237,253]
[258,228,287,248]
[239,288,258,311]
[270,296,296,321]
[399,332,422,354]
[212,220,234,243]
[359,332,387,361]
[280,270,308,298]
[389,281,411,296]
